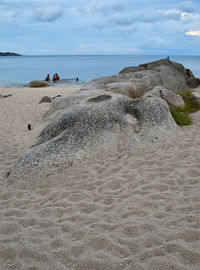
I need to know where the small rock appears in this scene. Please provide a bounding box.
[30,80,48,88]
[38,96,52,103]
[191,91,200,103]
[52,95,61,100]
[0,94,12,98]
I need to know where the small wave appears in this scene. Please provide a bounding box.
[0,78,84,88]
[47,78,84,87]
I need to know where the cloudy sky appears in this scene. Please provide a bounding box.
[0,0,200,55]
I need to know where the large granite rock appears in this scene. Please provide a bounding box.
[8,90,176,181]
[83,59,199,98]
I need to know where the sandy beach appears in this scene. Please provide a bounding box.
[0,86,200,270]
[0,85,81,179]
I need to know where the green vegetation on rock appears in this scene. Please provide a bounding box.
[170,107,192,126]
[177,89,200,113]
[170,89,200,126]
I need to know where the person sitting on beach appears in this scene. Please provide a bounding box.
[75,77,79,81]
[45,74,50,81]
[55,73,60,80]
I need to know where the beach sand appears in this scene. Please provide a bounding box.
[0,86,200,270]
[0,85,80,178]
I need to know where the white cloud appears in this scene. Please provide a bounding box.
[186,30,200,36]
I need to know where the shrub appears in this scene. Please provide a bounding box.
[177,89,200,113]
[170,89,200,126]
[170,107,192,126]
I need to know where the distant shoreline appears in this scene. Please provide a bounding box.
[0,52,21,56]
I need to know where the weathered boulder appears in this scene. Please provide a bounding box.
[8,90,176,181]
[30,80,48,88]
[83,59,199,98]
[144,86,185,107]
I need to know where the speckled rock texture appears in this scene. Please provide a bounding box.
[144,86,185,107]
[8,90,176,181]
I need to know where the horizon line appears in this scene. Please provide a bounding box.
[13,54,200,57]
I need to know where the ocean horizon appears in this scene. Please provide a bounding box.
[0,54,200,88]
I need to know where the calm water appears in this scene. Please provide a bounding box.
[0,55,199,87]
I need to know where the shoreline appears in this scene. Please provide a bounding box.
[0,80,83,89]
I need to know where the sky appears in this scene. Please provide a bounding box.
[0,0,200,55]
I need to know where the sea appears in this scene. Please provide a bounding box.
[0,55,199,88]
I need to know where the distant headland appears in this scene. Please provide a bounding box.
[0,52,21,56]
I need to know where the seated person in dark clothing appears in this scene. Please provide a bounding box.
[55,73,60,80]
[52,74,56,82]
[45,74,50,81]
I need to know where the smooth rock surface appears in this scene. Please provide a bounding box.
[144,86,185,107]
[30,80,49,88]
[83,59,199,98]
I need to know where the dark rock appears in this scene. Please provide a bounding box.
[186,78,199,89]
[52,95,61,100]
[0,94,12,98]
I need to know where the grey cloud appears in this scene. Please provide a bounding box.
[33,6,63,22]
[117,25,137,36]
[93,21,109,30]
[98,0,130,14]
[112,10,181,26]
[73,0,130,16]
[112,13,133,26]
[178,1,197,13]
[165,11,181,21]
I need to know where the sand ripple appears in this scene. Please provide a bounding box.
[0,88,200,269]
